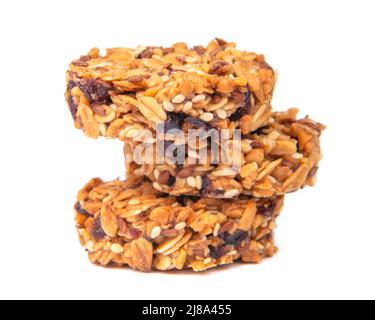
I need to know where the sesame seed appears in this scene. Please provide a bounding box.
[175,222,187,231]
[187,176,197,188]
[153,182,163,192]
[183,101,193,112]
[154,169,160,180]
[216,109,228,120]
[200,112,214,122]
[160,75,170,82]
[224,189,239,198]
[292,153,304,159]
[111,243,124,254]
[192,94,206,103]
[151,226,162,239]
[213,223,221,237]
[195,175,203,190]
[163,101,175,112]
[172,94,186,104]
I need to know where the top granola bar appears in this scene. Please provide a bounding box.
[66,39,276,139]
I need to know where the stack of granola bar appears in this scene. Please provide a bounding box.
[66,39,325,272]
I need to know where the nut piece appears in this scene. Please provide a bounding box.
[239,202,257,231]
[129,238,153,272]
[138,96,167,122]
[100,206,118,237]
[78,104,100,138]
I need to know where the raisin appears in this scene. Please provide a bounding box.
[138,48,154,59]
[229,86,252,122]
[200,176,213,196]
[89,218,106,241]
[185,116,212,130]
[209,60,229,75]
[164,112,186,132]
[68,95,78,120]
[308,166,319,178]
[74,202,91,216]
[167,175,176,187]
[209,245,230,259]
[78,79,111,105]
[221,230,248,246]
[257,200,277,217]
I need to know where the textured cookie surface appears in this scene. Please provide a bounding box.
[75,178,283,272]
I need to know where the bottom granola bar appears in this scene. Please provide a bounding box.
[75,178,284,272]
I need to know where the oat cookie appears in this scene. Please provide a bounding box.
[75,178,284,272]
[124,109,325,198]
[66,39,276,140]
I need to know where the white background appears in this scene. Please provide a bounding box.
[0,0,374,300]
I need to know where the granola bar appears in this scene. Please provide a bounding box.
[75,178,284,272]
[124,109,325,198]
[66,39,276,140]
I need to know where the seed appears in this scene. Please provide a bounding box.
[128,199,140,205]
[151,226,162,239]
[172,94,186,104]
[187,176,197,188]
[153,182,163,192]
[86,241,94,253]
[183,101,193,112]
[154,169,160,180]
[292,153,304,159]
[213,223,221,237]
[163,101,175,112]
[200,112,214,122]
[241,140,253,153]
[160,75,170,82]
[111,243,124,254]
[175,222,187,231]
[224,189,239,198]
[195,176,203,190]
[192,94,206,103]
[216,109,227,119]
